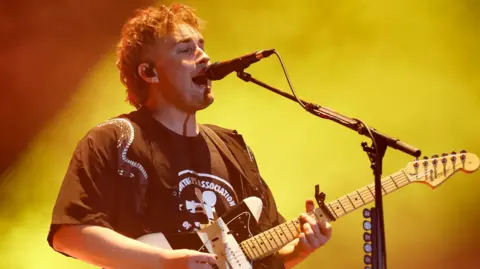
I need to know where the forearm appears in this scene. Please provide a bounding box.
[53,225,163,269]
[277,239,308,269]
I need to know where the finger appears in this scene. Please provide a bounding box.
[316,234,330,246]
[320,221,333,239]
[300,213,322,239]
[303,222,321,248]
[193,263,213,269]
[305,199,315,212]
[298,232,314,252]
[191,252,217,265]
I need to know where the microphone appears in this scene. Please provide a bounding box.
[194,49,275,82]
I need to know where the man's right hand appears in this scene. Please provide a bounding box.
[160,249,217,269]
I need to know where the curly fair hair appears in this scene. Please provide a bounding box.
[116,4,204,108]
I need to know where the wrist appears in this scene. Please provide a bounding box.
[153,248,172,269]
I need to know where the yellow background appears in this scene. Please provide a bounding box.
[1,0,479,268]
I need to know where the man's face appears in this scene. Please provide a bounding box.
[152,23,213,112]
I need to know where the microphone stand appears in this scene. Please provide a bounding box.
[236,71,421,269]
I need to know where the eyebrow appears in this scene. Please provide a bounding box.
[176,37,204,46]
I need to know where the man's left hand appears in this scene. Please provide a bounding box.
[296,199,332,257]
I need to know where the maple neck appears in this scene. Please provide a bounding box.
[321,169,412,220]
[239,169,413,261]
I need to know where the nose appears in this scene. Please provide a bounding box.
[196,46,210,66]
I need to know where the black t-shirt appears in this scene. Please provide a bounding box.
[47,108,286,268]
[146,121,241,232]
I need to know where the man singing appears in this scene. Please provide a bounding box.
[48,3,332,269]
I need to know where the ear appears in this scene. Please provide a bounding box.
[138,62,159,83]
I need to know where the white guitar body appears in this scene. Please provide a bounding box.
[137,197,264,269]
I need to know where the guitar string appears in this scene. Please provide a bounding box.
[329,172,412,217]
[195,166,455,259]
[239,171,415,258]
[237,172,411,259]
[194,211,255,265]
[329,166,455,217]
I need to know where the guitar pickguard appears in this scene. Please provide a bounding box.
[138,197,264,269]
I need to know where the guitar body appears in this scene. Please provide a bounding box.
[137,197,264,269]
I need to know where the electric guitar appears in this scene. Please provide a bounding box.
[137,151,479,269]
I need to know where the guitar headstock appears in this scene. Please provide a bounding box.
[404,150,479,189]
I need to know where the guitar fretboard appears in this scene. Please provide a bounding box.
[324,170,411,219]
[239,169,412,260]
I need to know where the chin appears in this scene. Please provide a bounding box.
[195,93,214,111]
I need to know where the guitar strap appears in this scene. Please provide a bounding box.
[199,124,248,181]
[199,125,287,269]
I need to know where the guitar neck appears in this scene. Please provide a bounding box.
[321,169,413,220]
[240,169,413,260]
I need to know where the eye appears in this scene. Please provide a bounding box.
[180,47,194,54]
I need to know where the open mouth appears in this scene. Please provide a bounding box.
[192,74,209,87]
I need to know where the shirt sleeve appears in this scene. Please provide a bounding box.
[47,126,118,253]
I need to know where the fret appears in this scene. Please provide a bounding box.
[259,232,274,250]
[327,203,339,219]
[246,244,256,260]
[356,190,366,204]
[309,211,320,223]
[246,239,260,258]
[337,198,350,213]
[272,226,287,244]
[276,225,291,242]
[345,194,357,209]
[397,172,410,186]
[332,200,345,217]
[387,177,398,191]
[266,229,280,248]
[240,243,254,260]
[390,175,399,188]
[401,169,412,183]
[279,223,295,241]
[339,196,355,213]
[251,235,267,254]
[366,185,375,198]
[285,221,299,237]
[337,198,348,213]
[381,183,388,194]
[352,192,365,207]
[291,220,301,234]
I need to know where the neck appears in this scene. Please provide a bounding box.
[146,102,199,137]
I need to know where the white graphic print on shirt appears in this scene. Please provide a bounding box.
[177,169,237,232]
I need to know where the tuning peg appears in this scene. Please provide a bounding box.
[364,243,372,253]
[441,153,448,164]
[364,255,372,265]
[432,154,439,159]
[451,151,457,155]
[460,149,467,154]
[423,156,429,167]
[363,208,371,218]
[363,220,372,231]
[363,232,371,242]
